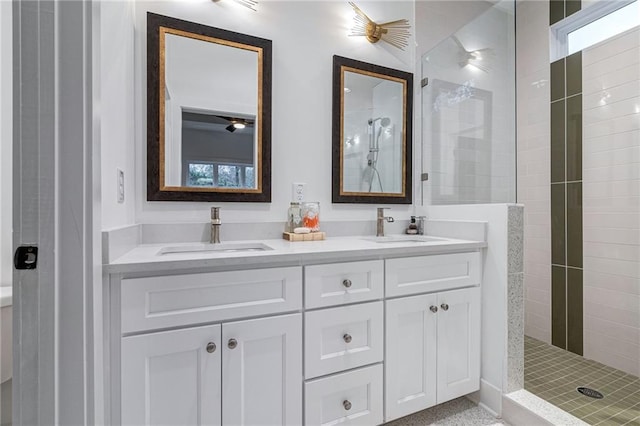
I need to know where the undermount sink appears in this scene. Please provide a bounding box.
[158,242,274,255]
[363,235,447,244]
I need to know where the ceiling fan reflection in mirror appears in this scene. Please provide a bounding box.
[182,111,255,133]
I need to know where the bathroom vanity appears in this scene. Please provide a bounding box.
[104,235,485,425]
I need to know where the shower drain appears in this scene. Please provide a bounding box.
[577,387,604,399]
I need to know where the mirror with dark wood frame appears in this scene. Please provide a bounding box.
[147,12,272,202]
[332,55,412,204]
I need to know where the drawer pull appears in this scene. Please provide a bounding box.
[206,342,217,353]
[440,303,449,311]
[342,279,352,288]
[343,400,352,411]
[343,333,352,344]
[228,338,238,349]
[429,305,438,313]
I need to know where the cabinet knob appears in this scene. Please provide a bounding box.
[343,400,352,411]
[440,303,449,311]
[342,279,352,288]
[429,305,438,313]
[206,342,217,353]
[343,333,352,344]
[228,338,238,349]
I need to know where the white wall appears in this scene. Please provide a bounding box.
[515,0,551,344]
[582,27,640,377]
[0,0,12,286]
[101,0,136,230]
[100,0,417,229]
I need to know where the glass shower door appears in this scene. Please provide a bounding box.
[421,1,516,205]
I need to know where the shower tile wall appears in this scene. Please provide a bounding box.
[517,0,552,344]
[582,27,640,377]
[550,49,583,354]
[519,0,638,375]
[549,0,585,356]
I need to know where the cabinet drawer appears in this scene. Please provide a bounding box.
[120,267,302,333]
[385,252,480,297]
[304,260,383,308]
[305,364,383,426]
[305,301,383,379]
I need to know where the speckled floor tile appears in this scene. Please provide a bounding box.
[525,335,640,425]
[385,397,509,425]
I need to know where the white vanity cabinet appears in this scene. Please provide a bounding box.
[107,241,485,426]
[384,256,481,422]
[114,266,303,426]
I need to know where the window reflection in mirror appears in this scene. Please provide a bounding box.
[147,13,272,202]
[180,111,256,189]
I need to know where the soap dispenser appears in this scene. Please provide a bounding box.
[406,216,418,235]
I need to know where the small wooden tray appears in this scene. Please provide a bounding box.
[282,231,326,242]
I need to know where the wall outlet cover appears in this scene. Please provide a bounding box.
[292,183,306,202]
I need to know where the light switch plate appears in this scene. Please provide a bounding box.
[117,168,125,203]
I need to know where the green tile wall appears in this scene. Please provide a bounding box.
[549,4,582,355]
[551,100,566,183]
[550,0,581,25]
[567,268,583,355]
[566,94,582,181]
[566,52,582,96]
[567,183,582,268]
[550,59,565,102]
[565,0,582,17]
[550,0,565,25]
[552,266,567,349]
[551,184,566,265]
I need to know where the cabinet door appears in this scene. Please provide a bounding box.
[385,294,438,422]
[436,287,481,404]
[222,314,302,426]
[121,324,221,426]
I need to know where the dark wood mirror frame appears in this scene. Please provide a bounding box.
[147,12,272,202]
[332,55,413,204]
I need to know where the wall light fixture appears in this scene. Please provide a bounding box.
[451,35,494,73]
[211,0,258,12]
[348,2,411,51]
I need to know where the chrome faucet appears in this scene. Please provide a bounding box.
[376,207,394,237]
[210,207,221,244]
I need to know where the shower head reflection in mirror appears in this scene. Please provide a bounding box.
[363,117,392,192]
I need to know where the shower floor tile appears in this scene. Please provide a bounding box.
[525,335,640,425]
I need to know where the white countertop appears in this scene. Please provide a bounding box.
[105,235,487,275]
